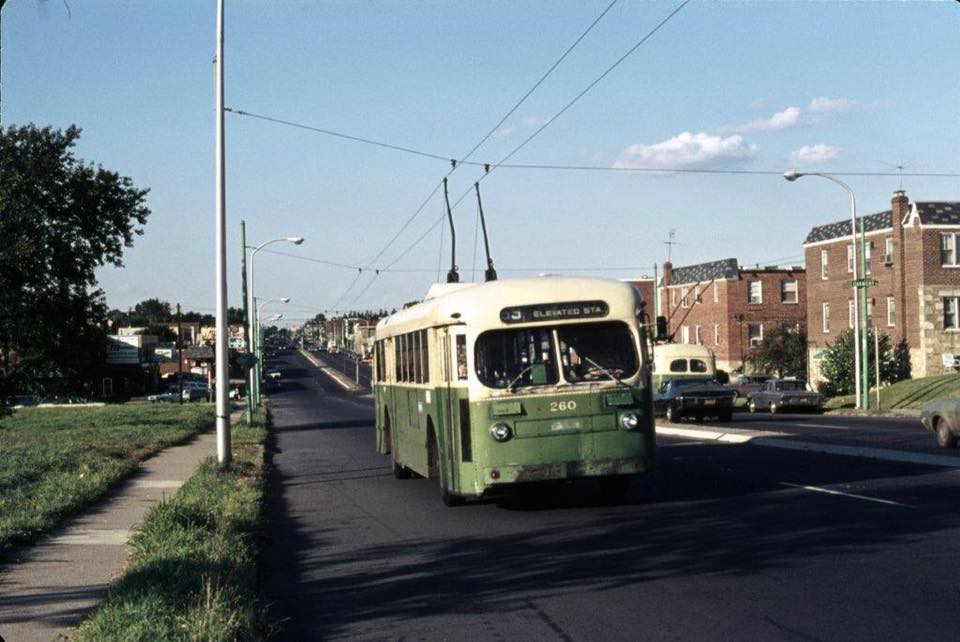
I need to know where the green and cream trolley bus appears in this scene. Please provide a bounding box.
[372,275,655,505]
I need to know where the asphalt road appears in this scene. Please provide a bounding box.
[260,352,960,641]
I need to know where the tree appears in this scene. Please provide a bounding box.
[820,328,896,396]
[891,337,912,383]
[132,298,172,325]
[0,125,150,400]
[746,323,807,378]
[137,325,177,343]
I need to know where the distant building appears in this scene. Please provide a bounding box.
[644,259,806,373]
[803,190,960,380]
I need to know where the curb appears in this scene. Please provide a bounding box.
[298,348,361,392]
[656,424,960,469]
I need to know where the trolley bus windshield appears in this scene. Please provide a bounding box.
[475,321,638,390]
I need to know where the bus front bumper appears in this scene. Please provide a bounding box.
[482,457,651,486]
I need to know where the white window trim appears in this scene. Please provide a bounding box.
[748,280,763,305]
[848,299,855,329]
[747,323,764,347]
[941,233,960,268]
[821,249,828,280]
[886,296,895,327]
[714,323,720,345]
[681,286,689,309]
[713,283,719,303]
[945,296,960,330]
[822,302,830,334]
[780,279,798,304]
[694,285,701,304]
[695,325,701,344]
[847,244,855,273]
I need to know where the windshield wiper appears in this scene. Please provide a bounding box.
[582,356,632,390]
[507,364,536,392]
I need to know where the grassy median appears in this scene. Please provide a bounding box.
[0,403,214,552]
[73,409,269,641]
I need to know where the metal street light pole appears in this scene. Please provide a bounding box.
[246,236,303,406]
[214,0,231,464]
[255,298,290,404]
[784,170,866,409]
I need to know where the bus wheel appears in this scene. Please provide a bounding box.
[598,475,631,503]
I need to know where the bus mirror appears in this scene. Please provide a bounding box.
[655,316,668,340]
[530,363,548,385]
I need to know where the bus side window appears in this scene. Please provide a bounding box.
[456,335,468,381]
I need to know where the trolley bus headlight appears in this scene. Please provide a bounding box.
[490,422,513,442]
[620,413,639,431]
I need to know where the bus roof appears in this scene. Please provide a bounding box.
[376,275,644,339]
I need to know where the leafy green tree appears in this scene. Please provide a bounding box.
[746,323,808,378]
[820,328,896,396]
[891,337,912,383]
[132,298,172,325]
[137,325,177,343]
[0,125,150,400]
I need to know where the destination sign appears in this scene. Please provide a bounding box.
[500,300,609,324]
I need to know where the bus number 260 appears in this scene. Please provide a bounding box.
[550,401,577,412]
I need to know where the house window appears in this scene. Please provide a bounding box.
[780,279,798,304]
[714,323,720,345]
[821,249,829,280]
[747,280,762,304]
[822,302,830,333]
[671,288,677,306]
[713,283,719,303]
[695,325,701,344]
[847,244,856,273]
[695,285,702,304]
[681,326,690,344]
[848,299,855,329]
[865,241,872,274]
[885,237,894,264]
[747,323,763,347]
[681,286,690,308]
[944,297,960,330]
[941,233,959,266]
[887,296,896,327]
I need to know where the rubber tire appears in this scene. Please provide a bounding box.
[428,434,464,506]
[769,402,778,415]
[748,400,757,414]
[598,475,632,503]
[935,417,958,449]
[665,405,679,423]
[392,455,412,479]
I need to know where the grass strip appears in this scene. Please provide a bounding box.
[73,409,269,641]
[0,404,214,552]
[823,374,960,411]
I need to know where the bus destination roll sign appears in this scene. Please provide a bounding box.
[500,300,609,324]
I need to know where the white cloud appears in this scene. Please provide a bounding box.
[613,131,758,169]
[790,143,842,165]
[808,96,854,113]
[492,127,514,139]
[738,106,801,132]
[522,116,547,128]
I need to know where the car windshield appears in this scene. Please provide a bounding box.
[673,378,721,389]
[475,327,559,389]
[777,381,807,391]
[556,321,638,383]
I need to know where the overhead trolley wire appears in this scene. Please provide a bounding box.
[386,0,694,268]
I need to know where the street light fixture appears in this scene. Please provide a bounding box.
[246,237,304,407]
[784,170,868,409]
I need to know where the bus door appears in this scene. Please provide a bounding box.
[440,327,471,489]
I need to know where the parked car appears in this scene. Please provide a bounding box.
[920,399,960,448]
[654,377,736,422]
[726,374,772,399]
[147,391,180,403]
[747,379,822,414]
[37,396,90,406]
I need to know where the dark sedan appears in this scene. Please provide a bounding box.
[747,379,822,414]
[654,377,735,423]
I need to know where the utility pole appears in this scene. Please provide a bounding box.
[213,0,231,465]
[177,303,184,405]
[240,219,252,423]
[0,0,7,126]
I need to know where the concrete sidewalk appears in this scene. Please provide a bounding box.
[0,427,222,642]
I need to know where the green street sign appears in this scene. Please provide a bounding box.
[846,278,879,288]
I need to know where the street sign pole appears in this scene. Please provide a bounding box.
[858,215,870,410]
[240,220,252,423]
[213,0,231,465]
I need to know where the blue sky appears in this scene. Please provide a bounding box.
[6,0,959,324]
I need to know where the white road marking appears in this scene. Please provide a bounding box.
[779,482,910,508]
[656,425,755,443]
[780,422,852,430]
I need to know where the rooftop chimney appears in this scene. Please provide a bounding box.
[662,261,672,287]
